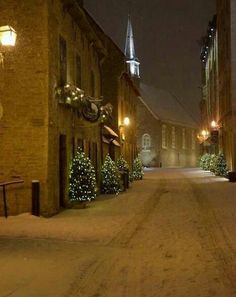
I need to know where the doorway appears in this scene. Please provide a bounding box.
[59,134,67,208]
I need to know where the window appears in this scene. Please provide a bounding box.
[162,125,167,148]
[171,127,176,149]
[59,35,67,85]
[75,54,82,88]
[182,128,186,149]
[142,134,151,151]
[91,70,95,97]
[191,130,196,150]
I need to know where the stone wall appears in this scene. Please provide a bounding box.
[0,0,49,215]
[0,0,105,216]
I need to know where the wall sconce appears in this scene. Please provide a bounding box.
[0,25,17,120]
[120,117,130,128]
[0,25,17,66]
[0,26,17,46]
[210,120,220,130]
[197,129,209,143]
[123,117,130,126]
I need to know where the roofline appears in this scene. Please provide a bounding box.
[138,96,160,121]
[82,7,126,59]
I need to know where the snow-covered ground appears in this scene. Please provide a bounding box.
[1,168,236,297]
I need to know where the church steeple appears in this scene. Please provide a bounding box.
[124,15,140,78]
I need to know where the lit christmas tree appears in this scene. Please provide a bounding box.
[209,154,217,173]
[116,156,130,190]
[69,148,96,202]
[200,153,211,171]
[214,153,228,177]
[116,156,129,171]
[101,154,121,194]
[133,155,144,180]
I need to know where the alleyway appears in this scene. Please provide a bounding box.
[1,168,236,297]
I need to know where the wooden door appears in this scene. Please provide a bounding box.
[59,134,67,208]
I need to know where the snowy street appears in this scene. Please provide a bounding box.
[1,168,236,297]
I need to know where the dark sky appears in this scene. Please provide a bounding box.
[84,0,216,123]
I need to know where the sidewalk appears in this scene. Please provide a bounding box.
[0,175,159,243]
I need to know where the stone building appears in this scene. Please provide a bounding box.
[124,17,199,168]
[199,15,218,154]
[137,84,198,168]
[0,0,139,216]
[0,0,106,216]
[85,12,138,167]
[200,1,236,178]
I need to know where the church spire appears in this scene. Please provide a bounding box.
[124,15,140,78]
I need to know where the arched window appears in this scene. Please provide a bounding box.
[182,128,186,149]
[142,134,151,151]
[171,126,176,149]
[162,125,167,148]
[90,70,95,97]
[192,130,196,150]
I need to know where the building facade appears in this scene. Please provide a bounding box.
[137,84,198,168]
[85,11,139,167]
[200,1,236,177]
[123,16,199,168]
[0,0,139,216]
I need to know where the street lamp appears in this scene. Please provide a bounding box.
[0,25,17,120]
[0,25,17,63]
[197,129,209,143]
[0,26,17,46]
[119,117,130,140]
[123,116,130,126]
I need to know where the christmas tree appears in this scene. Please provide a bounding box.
[69,148,96,202]
[116,156,130,190]
[209,154,217,173]
[214,153,228,177]
[133,155,144,180]
[200,153,211,171]
[101,154,121,194]
[116,156,129,172]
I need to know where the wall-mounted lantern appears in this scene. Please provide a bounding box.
[0,26,17,46]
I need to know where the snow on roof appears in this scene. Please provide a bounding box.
[140,83,197,128]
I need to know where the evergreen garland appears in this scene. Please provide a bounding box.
[133,155,144,180]
[101,154,121,194]
[69,148,96,202]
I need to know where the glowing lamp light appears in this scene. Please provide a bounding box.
[123,117,130,126]
[202,130,207,137]
[0,26,17,46]
[211,120,218,129]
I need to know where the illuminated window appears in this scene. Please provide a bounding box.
[142,134,151,151]
[171,127,176,149]
[91,70,95,97]
[182,128,186,149]
[162,125,167,149]
[76,54,82,88]
[192,130,195,150]
[59,35,67,85]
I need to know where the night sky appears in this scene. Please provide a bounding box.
[84,0,216,123]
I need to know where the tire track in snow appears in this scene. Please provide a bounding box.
[186,176,236,295]
[106,179,167,248]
